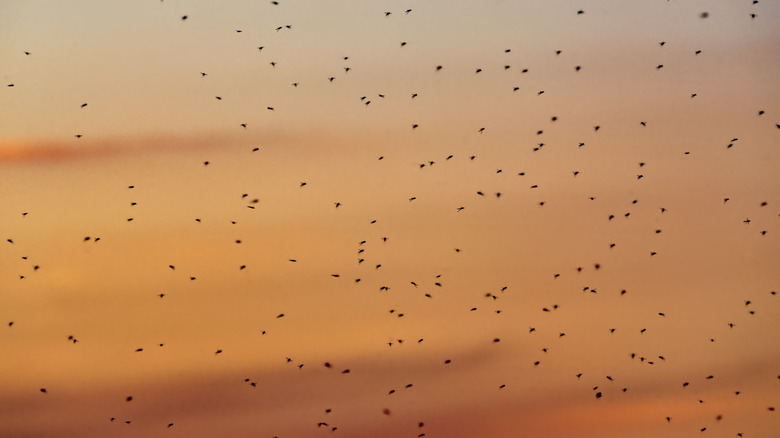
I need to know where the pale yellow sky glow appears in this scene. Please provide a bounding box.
[1,1,779,437]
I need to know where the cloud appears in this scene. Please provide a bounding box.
[0,132,241,164]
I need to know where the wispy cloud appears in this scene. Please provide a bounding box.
[0,132,242,164]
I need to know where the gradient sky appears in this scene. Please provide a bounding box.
[1,1,779,437]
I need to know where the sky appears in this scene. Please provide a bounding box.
[1,0,779,437]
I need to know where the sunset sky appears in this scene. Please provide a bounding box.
[1,1,779,437]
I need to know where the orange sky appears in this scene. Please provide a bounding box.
[1,1,779,437]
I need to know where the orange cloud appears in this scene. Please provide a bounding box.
[0,132,243,164]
